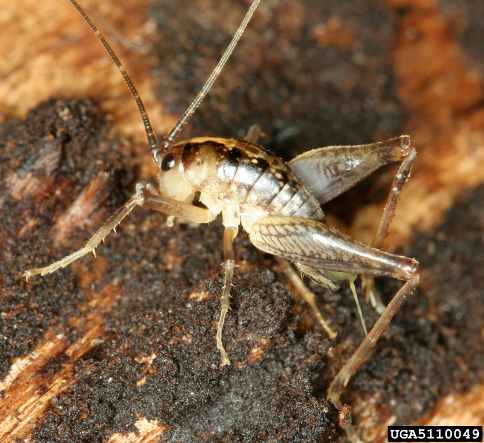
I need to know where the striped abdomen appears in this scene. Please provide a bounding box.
[214,139,324,221]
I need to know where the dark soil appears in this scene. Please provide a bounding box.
[0,98,134,378]
[0,96,482,442]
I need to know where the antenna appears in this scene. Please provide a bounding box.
[166,0,261,144]
[67,0,261,166]
[68,0,160,163]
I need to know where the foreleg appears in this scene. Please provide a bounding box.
[216,226,238,367]
[23,183,146,279]
[243,124,264,144]
[24,184,213,279]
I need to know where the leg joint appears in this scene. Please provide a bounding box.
[222,259,235,271]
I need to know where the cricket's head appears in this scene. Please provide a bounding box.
[66,0,259,202]
[156,143,196,203]
[157,140,220,203]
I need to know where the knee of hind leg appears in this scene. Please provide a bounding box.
[399,257,419,282]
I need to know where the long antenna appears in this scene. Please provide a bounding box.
[68,0,261,166]
[68,0,160,163]
[166,0,261,144]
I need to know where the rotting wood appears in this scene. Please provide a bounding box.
[0,1,483,442]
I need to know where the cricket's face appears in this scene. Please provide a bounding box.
[157,146,195,203]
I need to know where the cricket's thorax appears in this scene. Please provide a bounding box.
[176,137,324,231]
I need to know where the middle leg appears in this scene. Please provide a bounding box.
[278,259,337,339]
[215,202,242,366]
[243,124,338,339]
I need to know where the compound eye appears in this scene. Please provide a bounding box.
[161,153,176,171]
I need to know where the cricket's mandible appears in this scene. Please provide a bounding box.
[23,1,420,440]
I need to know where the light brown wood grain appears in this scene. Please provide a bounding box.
[352,0,484,248]
[0,284,120,440]
[0,0,164,177]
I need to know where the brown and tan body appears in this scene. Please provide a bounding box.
[159,136,416,285]
[162,137,323,229]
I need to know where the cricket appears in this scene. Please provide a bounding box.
[23,0,419,439]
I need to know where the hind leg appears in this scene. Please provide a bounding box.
[248,215,419,439]
[362,146,417,312]
[290,135,417,313]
